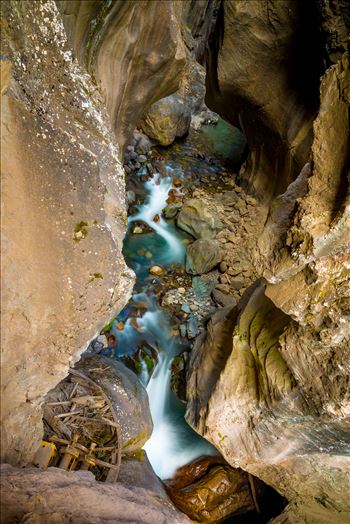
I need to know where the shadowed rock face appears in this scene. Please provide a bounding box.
[56,0,187,150]
[204,0,325,200]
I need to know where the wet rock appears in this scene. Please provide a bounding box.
[179,324,187,338]
[177,199,218,239]
[186,239,223,275]
[133,226,143,234]
[149,265,164,276]
[140,93,191,146]
[135,134,152,155]
[137,154,147,163]
[166,460,255,523]
[170,353,187,402]
[162,204,182,219]
[187,316,199,339]
[172,178,182,187]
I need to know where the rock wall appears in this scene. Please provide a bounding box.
[0,0,135,465]
[186,6,350,519]
[56,0,187,150]
[204,0,325,200]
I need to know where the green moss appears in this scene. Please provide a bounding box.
[73,221,89,242]
[122,431,149,450]
[102,318,115,332]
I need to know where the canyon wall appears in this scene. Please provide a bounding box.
[56,0,187,150]
[186,1,350,522]
[1,0,186,465]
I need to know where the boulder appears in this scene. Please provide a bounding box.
[63,355,153,453]
[186,240,222,275]
[165,457,254,523]
[177,199,218,239]
[140,93,191,146]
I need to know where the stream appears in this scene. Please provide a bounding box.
[110,119,246,480]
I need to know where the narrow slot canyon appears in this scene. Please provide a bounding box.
[1,1,350,523]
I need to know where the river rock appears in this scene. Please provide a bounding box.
[133,226,143,234]
[149,265,164,276]
[140,93,191,146]
[186,316,199,339]
[186,240,223,275]
[135,134,152,155]
[177,199,218,239]
[166,461,255,522]
[163,204,181,219]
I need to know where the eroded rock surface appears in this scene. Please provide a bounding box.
[1,0,134,465]
[0,464,190,524]
[56,0,187,149]
[185,48,350,524]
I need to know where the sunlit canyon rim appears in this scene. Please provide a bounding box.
[1,1,350,523]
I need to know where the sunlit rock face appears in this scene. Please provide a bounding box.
[186,47,350,523]
[0,0,135,465]
[56,0,187,150]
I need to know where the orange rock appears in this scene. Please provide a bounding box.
[172,178,182,187]
[152,214,160,223]
[116,322,124,330]
[149,265,164,276]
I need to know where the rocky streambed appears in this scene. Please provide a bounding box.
[83,120,285,522]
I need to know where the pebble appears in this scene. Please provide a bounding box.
[133,226,143,234]
[149,265,164,276]
[178,287,186,294]
[181,303,191,313]
[190,304,198,312]
[138,155,147,163]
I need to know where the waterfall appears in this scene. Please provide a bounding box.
[128,173,185,263]
[118,168,217,480]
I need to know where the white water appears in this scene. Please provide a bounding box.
[123,170,216,479]
[128,173,185,263]
[141,305,216,479]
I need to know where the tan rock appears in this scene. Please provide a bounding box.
[149,265,164,276]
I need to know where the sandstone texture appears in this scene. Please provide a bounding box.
[0,0,134,465]
[0,464,190,524]
[56,0,187,150]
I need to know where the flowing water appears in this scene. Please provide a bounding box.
[111,119,246,479]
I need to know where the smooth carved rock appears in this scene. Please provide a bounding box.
[0,464,190,524]
[51,355,153,453]
[204,0,324,200]
[177,199,218,239]
[57,0,186,150]
[186,239,223,275]
[140,93,191,146]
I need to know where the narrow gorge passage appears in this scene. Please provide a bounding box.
[108,120,244,479]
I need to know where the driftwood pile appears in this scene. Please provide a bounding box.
[43,367,121,482]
